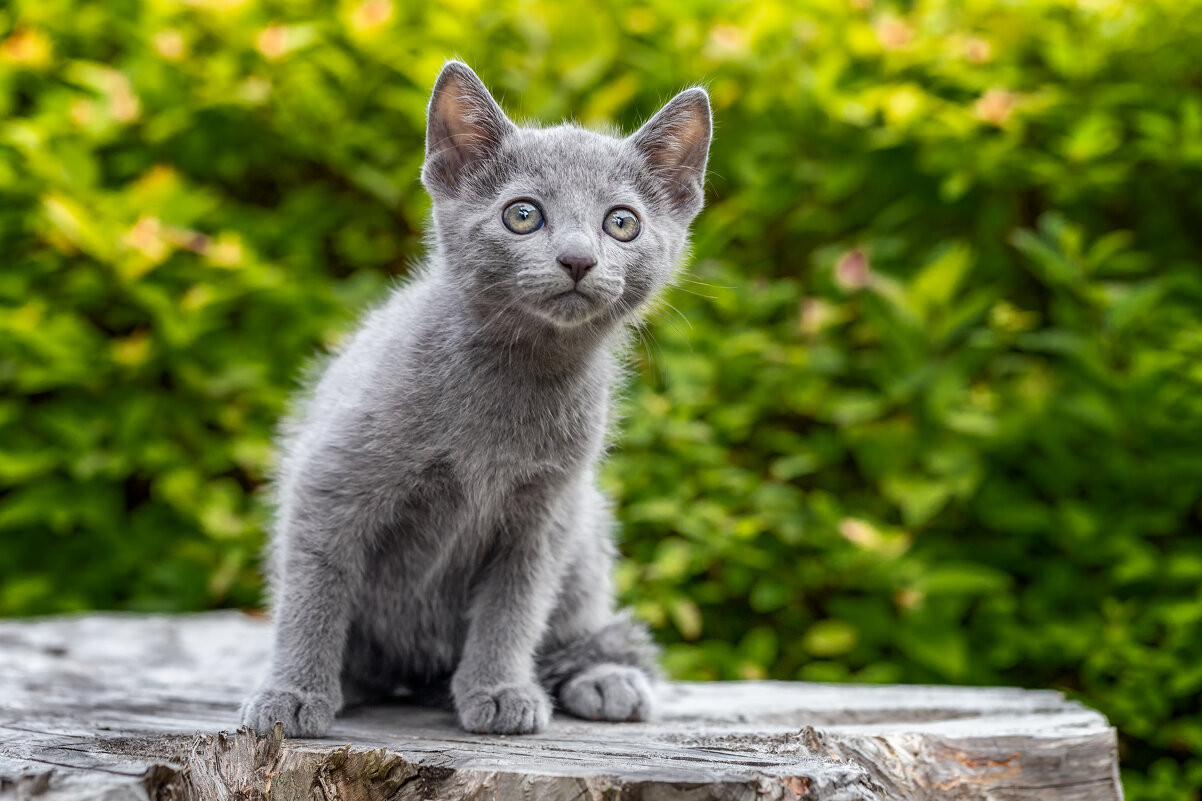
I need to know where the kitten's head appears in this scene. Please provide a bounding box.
[422,61,711,331]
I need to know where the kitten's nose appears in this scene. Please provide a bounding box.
[558,249,597,283]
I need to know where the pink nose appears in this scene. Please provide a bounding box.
[558,250,597,283]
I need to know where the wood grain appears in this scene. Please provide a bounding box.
[0,612,1122,800]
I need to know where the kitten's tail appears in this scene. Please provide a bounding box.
[537,612,662,692]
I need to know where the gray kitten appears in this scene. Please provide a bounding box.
[241,61,711,736]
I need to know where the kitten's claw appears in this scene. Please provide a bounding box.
[560,664,654,722]
[456,683,551,734]
[241,687,337,737]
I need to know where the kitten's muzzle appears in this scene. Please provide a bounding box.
[557,249,596,284]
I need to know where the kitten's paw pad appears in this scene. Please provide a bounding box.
[456,683,551,735]
[241,687,337,738]
[560,664,654,722]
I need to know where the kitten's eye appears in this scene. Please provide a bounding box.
[603,207,641,242]
[502,200,545,235]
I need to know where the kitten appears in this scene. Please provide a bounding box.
[241,61,711,736]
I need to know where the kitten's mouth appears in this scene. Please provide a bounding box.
[531,286,608,327]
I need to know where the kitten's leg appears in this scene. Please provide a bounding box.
[450,487,566,735]
[241,496,370,737]
[539,488,660,723]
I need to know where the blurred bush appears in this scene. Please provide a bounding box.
[3,0,1202,796]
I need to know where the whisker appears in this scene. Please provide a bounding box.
[615,298,668,389]
[679,276,733,290]
[657,298,693,333]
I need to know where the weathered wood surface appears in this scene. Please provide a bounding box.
[0,612,1121,800]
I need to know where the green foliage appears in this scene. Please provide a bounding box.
[3,0,1202,796]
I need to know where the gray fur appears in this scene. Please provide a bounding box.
[240,61,711,737]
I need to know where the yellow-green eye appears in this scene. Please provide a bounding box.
[502,200,544,234]
[603,207,640,242]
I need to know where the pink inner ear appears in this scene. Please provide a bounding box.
[440,91,487,150]
[672,117,710,172]
[424,66,515,193]
[439,91,470,143]
[432,85,481,157]
[629,91,711,212]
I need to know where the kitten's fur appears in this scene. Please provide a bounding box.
[241,61,711,736]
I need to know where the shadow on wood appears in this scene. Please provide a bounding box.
[0,612,1122,800]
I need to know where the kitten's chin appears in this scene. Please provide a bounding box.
[527,289,614,329]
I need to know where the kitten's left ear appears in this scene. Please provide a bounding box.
[422,61,517,197]
[628,88,712,218]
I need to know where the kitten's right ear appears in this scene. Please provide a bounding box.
[422,61,516,198]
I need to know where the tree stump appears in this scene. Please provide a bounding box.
[0,612,1121,800]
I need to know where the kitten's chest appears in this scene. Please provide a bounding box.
[457,378,607,478]
[387,343,614,530]
[386,377,605,555]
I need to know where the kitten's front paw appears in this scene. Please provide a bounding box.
[241,687,337,737]
[455,683,551,735]
[560,664,654,722]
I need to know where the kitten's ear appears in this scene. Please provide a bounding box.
[422,61,516,197]
[628,88,712,218]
